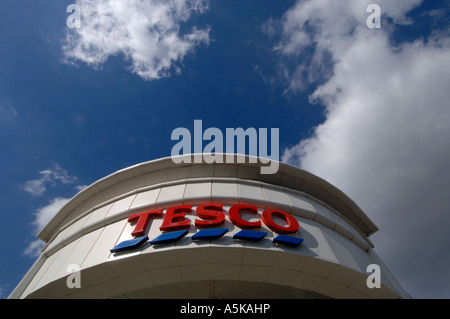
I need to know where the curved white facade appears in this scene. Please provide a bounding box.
[9,155,409,299]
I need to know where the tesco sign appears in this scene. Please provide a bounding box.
[111,203,304,253]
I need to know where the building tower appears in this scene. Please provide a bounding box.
[9,155,409,299]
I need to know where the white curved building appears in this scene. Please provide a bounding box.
[9,155,409,299]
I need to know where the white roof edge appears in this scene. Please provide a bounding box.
[37,154,378,242]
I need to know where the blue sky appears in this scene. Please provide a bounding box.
[1,0,449,299]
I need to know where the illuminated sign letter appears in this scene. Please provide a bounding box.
[229,204,261,229]
[128,209,163,237]
[261,209,299,234]
[160,205,192,231]
[195,203,225,227]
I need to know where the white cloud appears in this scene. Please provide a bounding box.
[22,179,47,197]
[74,184,89,192]
[0,284,6,299]
[0,101,18,123]
[23,197,71,258]
[23,162,78,196]
[22,163,80,257]
[275,0,450,298]
[63,0,211,80]
[274,0,424,93]
[32,197,71,232]
[22,239,45,259]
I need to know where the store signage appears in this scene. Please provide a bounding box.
[110,203,304,253]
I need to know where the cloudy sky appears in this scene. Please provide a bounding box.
[1,0,449,299]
